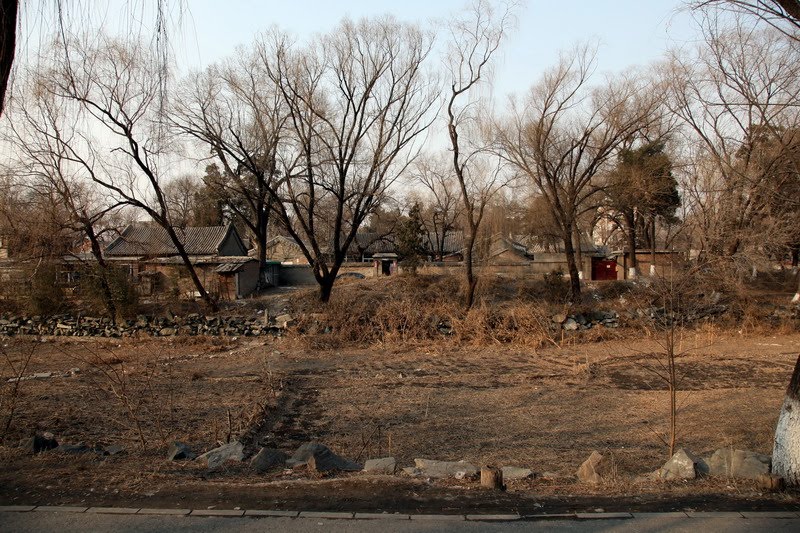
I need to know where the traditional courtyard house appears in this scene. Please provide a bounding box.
[104,224,260,300]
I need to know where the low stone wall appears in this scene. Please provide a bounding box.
[416,260,593,278]
[0,313,292,338]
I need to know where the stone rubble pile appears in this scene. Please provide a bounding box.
[552,311,620,331]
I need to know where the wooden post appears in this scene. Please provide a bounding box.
[480,465,504,490]
[758,473,785,492]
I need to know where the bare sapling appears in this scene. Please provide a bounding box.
[0,340,37,438]
[632,260,708,457]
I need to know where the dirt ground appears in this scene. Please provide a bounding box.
[1,329,799,513]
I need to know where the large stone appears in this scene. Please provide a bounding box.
[196,441,245,469]
[287,442,361,472]
[363,457,397,475]
[250,448,288,473]
[703,448,733,476]
[166,442,196,461]
[657,449,699,480]
[274,314,294,329]
[577,451,611,484]
[562,318,579,331]
[31,432,58,454]
[501,466,533,480]
[703,448,771,479]
[102,444,125,456]
[53,443,92,454]
[731,450,771,480]
[413,458,479,479]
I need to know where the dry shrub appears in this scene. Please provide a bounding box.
[290,264,798,348]
[294,274,564,348]
[449,302,555,347]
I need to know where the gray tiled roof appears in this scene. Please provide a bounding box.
[105,224,233,257]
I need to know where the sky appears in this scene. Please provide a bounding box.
[173,0,702,99]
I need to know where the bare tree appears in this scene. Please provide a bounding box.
[1,1,184,117]
[497,45,661,300]
[665,24,800,275]
[3,74,125,319]
[691,1,800,40]
[172,49,289,280]
[445,0,517,309]
[163,174,201,228]
[410,154,464,261]
[264,18,438,302]
[42,35,219,311]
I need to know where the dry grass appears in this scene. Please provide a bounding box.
[1,330,799,507]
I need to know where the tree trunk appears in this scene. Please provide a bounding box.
[256,202,270,290]
[650,214,657,276]
[773,354,800,486]
[625,211,638,279]
[319,274,335,303]
[164,225,218,312]
[464,234,478,310]
[563,231,581,302]
[0,0,18,117]
[573,223,583,280]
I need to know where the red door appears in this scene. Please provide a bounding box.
[592,258,618,281]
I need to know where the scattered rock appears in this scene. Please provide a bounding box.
[501,466,533,480]
[53,443,92,454]
[103,444,125,456]
[562,318,579,331]
[30,432,58,454]
[731,449,771,480]
[274,314,294,329]
[657,449,700,480]
[413,458,479,479]
[702,448,771,479]
[551,314,567,324]
[703,448,731,476]
[577,451,612,484]
[196,441,245,469]
[363,457,397,475]
[287,442,361,472]
[166,442,196,461]
[250,448,288,473]
[159,328,176,336]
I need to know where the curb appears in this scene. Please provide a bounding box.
[1,506,800,521]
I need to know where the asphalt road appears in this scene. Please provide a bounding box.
[3,512,800,533]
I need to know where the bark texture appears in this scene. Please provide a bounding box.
[772,355,800,486]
